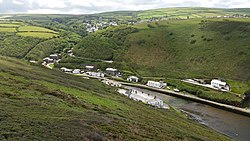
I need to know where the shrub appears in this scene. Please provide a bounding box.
[244,89,250,98]
[224,35,231,41]
[206,38,213,42]
[147,24,155,28]
[190,39,197,44]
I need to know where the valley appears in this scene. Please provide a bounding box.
[0,7,250,140]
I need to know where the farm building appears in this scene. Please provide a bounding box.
[49,54,62,60]
[72,69,81,74]
[127,76,139,82]
[211,79,230,91]
[146,81,167,89]
[147,99,164,108]
[86,72,105,78]
[61,67,73,73]
[43,57,54,64]
[105,68,121,77]
[85,65,96,71]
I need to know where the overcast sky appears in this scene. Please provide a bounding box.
[0,0,250,14]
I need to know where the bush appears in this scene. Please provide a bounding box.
[206,38,213,42]
[244,89,250,98]
[224,35,231,41]
[147,24,155,28]
[190,39,197,44]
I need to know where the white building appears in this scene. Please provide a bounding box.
[43,57,54,64]
[146,81,167,89]
[86,72,105,78]
[61,67,73,73]
[85,65,95,71]
[105,68,121,77]
[211,79,230,91]
[72,69,81,74]
[147,99,164,108]
[127,76,139,82]
[127,89,166,108]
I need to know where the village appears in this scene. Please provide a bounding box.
[40,52,232,110]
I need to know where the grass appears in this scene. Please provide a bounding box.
[121,18,250,82]
[0,23,21,27]
[18,26,58,33]
[0,27,17,32]
[17,32,59,38]
[0,56,232,140]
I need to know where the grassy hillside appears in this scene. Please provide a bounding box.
[137,7,250,19]
[0,34,42,58]
[79,18,249,82]
[0,56,233,140]
[122,18,250,81]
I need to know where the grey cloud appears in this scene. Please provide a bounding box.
[0,0,249,14]
[0,0,29,13]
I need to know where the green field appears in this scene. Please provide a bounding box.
[18,26,58,33]
[0,27,17,32]
[0,23,20,27]
[0,56,232,140]
[17,32,58,38]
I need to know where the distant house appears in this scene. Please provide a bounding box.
[85,65,96,71]
[147,99,164,108]
[72,69,81,74]
[105,68,121,77]
[127,76,139,83]
[61,67,73,73]
[86,72,105,78]
[43,57,54,64]
[146,81,167,89]
[211,79,230,91]
[49,54,62,60]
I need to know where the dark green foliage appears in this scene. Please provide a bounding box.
[0,36,42,58]
[244,90,250,98]
[147,24,155,28]
[190,39,196,44]
[74,36,115,60]
[25,38,70,61]
[96,26,138,46]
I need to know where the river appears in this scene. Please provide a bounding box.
[123,86,250,141]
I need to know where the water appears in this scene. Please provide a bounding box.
[123,86,250,141]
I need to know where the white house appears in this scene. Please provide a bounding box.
[85,65,95,71]
[72,69,81,74]
[86,72,105,78]
[43,57,54,64]
[146,81,167,89]
[61,67,73,73]
[127,76,139,82]
[105,68,121,77]
[147,99,164,108]
[211,79,230,91]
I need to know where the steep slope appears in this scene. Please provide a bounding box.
[0,56,231,140]
[123,19,250,81]
[75,18,250,81]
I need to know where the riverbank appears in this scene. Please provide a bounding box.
[120,82,250,117]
